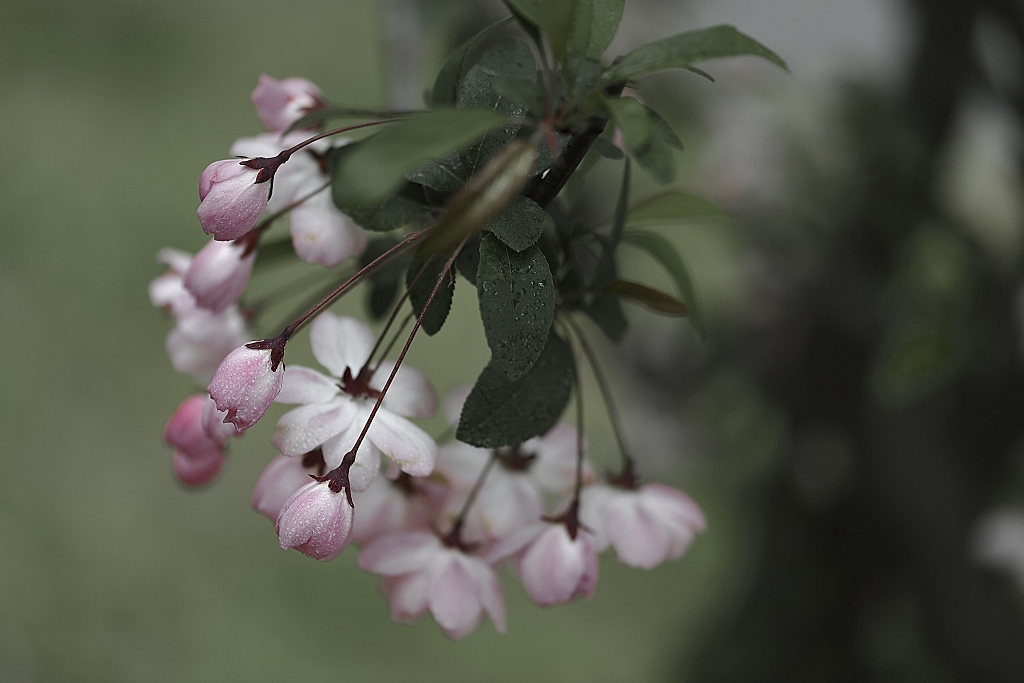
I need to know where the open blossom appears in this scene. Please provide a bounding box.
[164,394,226,487]
[359,531,505,639]
[184,238,256,313]
[580,482,706,569]
[488,521,599,606]
[150,249,249,383]
[351,473,443,546]
[251,75,324,133]
[208,344,285,430]
[230,133,367,267]
[197,159,270,241]
[271,312,437,491]
[276,481,354,561]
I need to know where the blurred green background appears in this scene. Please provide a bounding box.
[0,1,740,680]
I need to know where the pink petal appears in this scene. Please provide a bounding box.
[520,525,587,605]
[251,454,317,522]
[372,362,438,418]
[367,409,437,477]
[173,446,224,487]
[358,531,440,575]
[605,496,670,569]
[275,365,339,404]
[271,399,354,457]
[427,553,484,639]
[290,189,368,267]
[309,312,375,378]
[381,574,430,625]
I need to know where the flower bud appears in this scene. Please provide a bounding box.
[276,481,354,561]
[518,523,599,606]
[197,160,269,241]
[184,239,256,313]
[208,344,285,430]
[164,394,225,487]
[251,454,318,522]
[251,75,324,133]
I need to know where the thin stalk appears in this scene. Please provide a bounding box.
[443,452,498,548]
[360,256,433,375]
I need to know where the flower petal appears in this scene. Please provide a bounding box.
[358,531,439,575]
[367,409,437,477]
[605,496,670,569]
[275,365,339,404]
[381,574,430,625]
[428,553,483,639]
[371,361,438,418]
[309,312,375,378]
[271,399,354,457]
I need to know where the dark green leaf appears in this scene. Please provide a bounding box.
[627,190,726,225]
[583,293,628,341]
[501,0,543,47]
[457,332,574,447]
[592,135,624,159]
[332,109,508,208]
[489,196,546,252]
[567,0,625,59]
[605,96,676,183]
[432,18,514,107]
[604,24,788,83]
[592,159,630,289]
[622,230,705,336]
[406,253,455,336]
[477,234,555,379]
[346,192,435,233]
[495,76,546,114]
[503,0,576,63]
[362,237,410,319]
[415,139,539,257]
[565,54,605,100]
[605,279,688,315]
[646,106,683,149]
[455,233,482,285]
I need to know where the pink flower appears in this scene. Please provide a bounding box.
[251,75,324,133]
[184,238,256,313]
[289,188,368,267]
[164,394,225,487]
[208,343,285,430]
[251,454,321,522]
[488,522,599,606]
[276,481,354,561]
[197,159,270,241]
[271,312,437,490]
[358,531,505,639]
[350,474,440,546]
[580,483,706,569]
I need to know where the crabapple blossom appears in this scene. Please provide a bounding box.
[164,394,225,487]
[201,393,241,446]
[289,187,368,267]
[358,531,505,639]
[271,312,438,490]
[251,452,324,522]
[276,481,354,561]
[208,343,286,430]
[488,521,600,606]
[351,473,443,545]
[251,75,324,133]
[197,160,270,241]
[184,238,256,313]
[580,482,707,569]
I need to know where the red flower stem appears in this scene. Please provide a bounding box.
[360,256,434,376]
[279,230,422,340]
[280,119,402,158]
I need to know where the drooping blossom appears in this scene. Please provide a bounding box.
[276,481,354,561]
[358,531,505,639]
[252,453,323,522]
[487,521,599,606]
[271,312,438,491]
[150,249,249,383]
[579,482,706,569]
[164,394,226,487]
[251,75,324,133]
[230,133,367,267]
[184,238,256,313]
[351,473,443,546]
[197,160,270,241]
[208,343,285,430]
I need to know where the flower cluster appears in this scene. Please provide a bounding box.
[152,72,706,639]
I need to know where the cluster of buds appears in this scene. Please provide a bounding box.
[152,74,706,639]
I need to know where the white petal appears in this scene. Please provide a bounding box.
[272,399,354,456]
[309,312,375,378]
[427,553,483,639]
[290,189,368,267]
[605,495,670,569]
[358,531,440,575]
[320,419,381,491]
[367,410,437,477]
[370,361,438,418]
[275,365,339,404]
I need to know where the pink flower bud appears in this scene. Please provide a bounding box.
[208,344,285,430]
[276,481,354,561]
[184,239,256,313]
[201,394,239,446]
[164,395,225,487]
[518,523,599,606]
[251,75,324,133]
[197,160,270,241]
[252,454,319,522]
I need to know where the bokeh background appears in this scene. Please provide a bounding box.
[3,0,1024,681]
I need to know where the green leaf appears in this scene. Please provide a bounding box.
[592,135,624,159]
[604,25,788,83]
[332,109,508,208]
[605,279,688,315]
[345,192,435,233]
[646,106,683,149]
[406,253,455,336]
[415,139,539,257]
[565,53,605,101]
[504,0,577,63]
[605,96,675,183]
[567,0,625,59]
[495,76,546,114]
[489,196,546,252]
[432,18,514,107]
[455,233,482,285]
[622,230,706,336]
[583,293,628,341]
[592,159,630,289]
[477,234,555,380]
[627,190,726,225]
[457,332,575,447]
